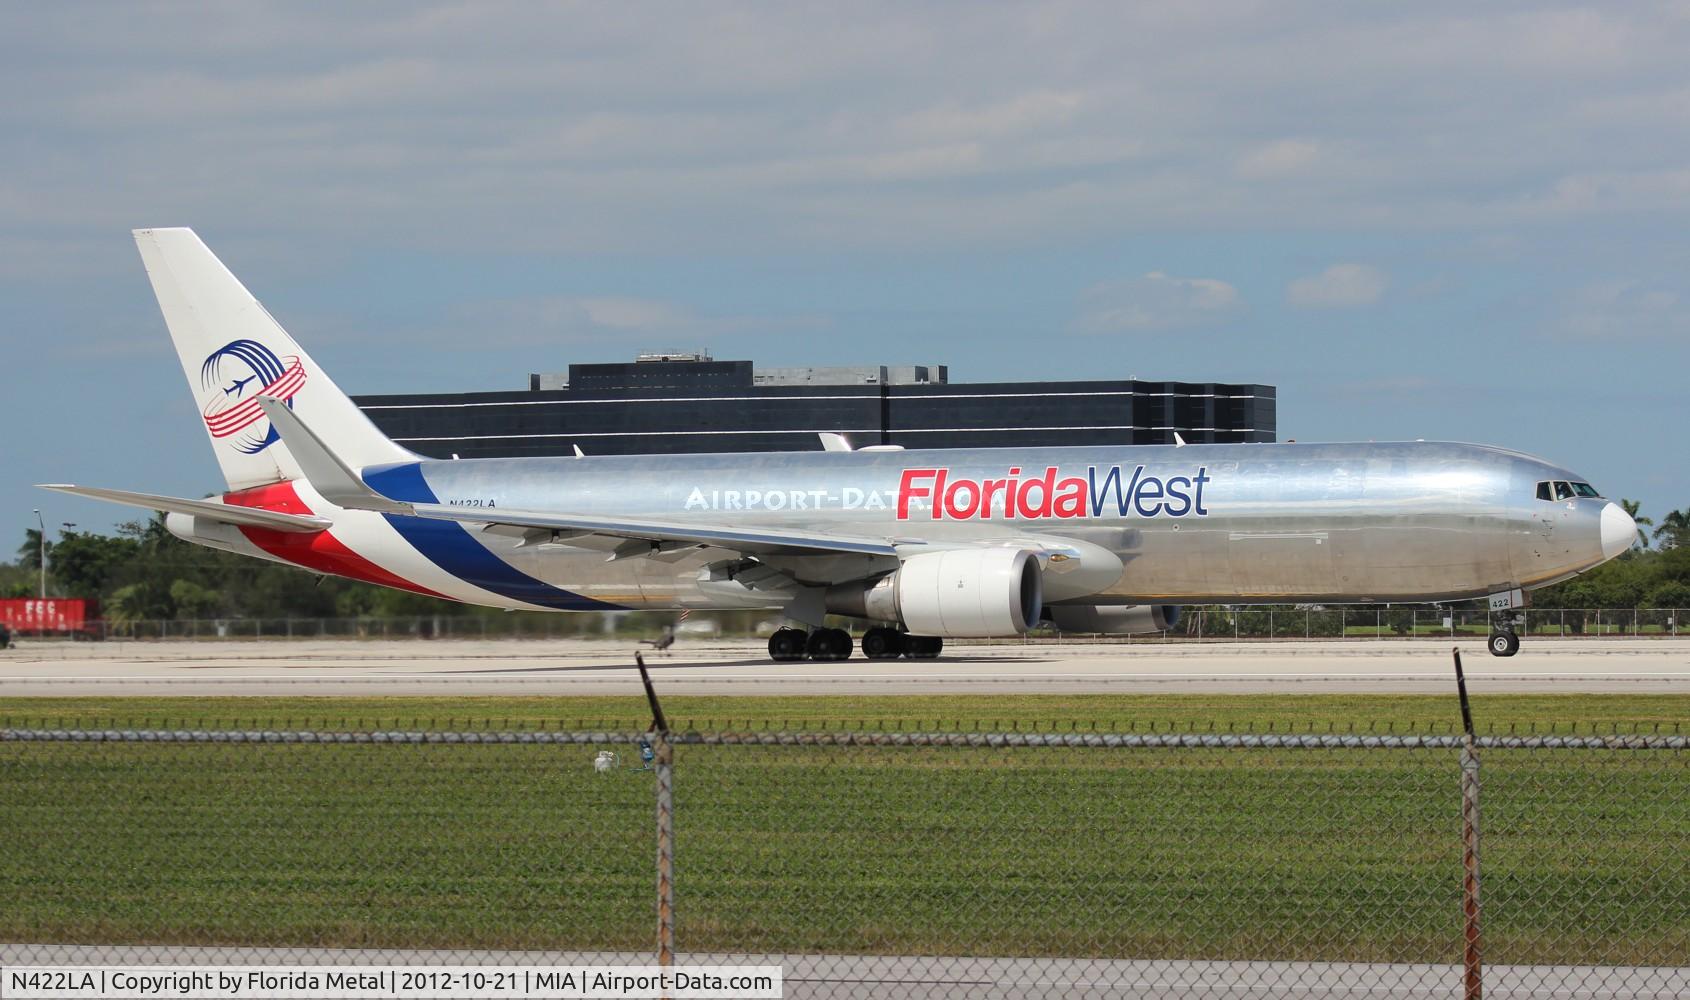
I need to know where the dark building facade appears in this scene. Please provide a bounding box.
[353,356,1275,459]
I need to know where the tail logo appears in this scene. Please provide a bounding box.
[199,339,308,454]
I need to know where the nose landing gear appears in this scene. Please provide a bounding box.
[1487,604,1527,658]
[1487,629,1520,657]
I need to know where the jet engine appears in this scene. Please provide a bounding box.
[827,548,1043,637]
[1045,604,1182,634]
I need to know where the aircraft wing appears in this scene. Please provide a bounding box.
[36,484,332,533]
[255,396,899,558]
[407,503,901,558]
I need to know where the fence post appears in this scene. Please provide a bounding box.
[655,731,675,971]
[636,652,676,973]
[1453,647,1483,1000]
[1461,739,1483,1000]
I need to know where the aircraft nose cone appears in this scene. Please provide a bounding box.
[1600,502,1636,561]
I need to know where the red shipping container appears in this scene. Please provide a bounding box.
[0,598,94,634]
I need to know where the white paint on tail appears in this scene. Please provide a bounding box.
[132,228,412,491]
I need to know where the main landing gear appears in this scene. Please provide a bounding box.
[767,626,943,662]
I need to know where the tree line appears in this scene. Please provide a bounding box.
[5,516,457,623]
[6,501,1689,621]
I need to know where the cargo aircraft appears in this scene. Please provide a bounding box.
[42,230,1636,660]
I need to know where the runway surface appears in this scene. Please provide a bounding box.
[5,945,1684,999]
[2,637,1686,695]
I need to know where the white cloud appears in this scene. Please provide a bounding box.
[575,297,691,331]
[1236,139,1320,178]
[1322,375,1440,400]
[1075,271,1241,333]
[445,295,829,348]
[1287,263,1388,308]
[1555,279,1689,340]
[6,4,1690,268]
[895,91,1085,140]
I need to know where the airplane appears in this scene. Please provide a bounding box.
[41,229,1637,661]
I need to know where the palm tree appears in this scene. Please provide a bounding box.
[17,528,51,570]
[1621,499,1653,551]
[1654,508,1690,551]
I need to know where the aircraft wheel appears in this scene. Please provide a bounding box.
[807,627,853,661]
[1488,630,1520,657]
[905,635,944,659]
[769,628,808,662]
[861,627,905,660]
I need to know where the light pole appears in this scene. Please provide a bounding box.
[32,509,46,598]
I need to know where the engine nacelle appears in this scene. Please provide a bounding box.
[1046,604,1182,634]
[828,548,1043,637]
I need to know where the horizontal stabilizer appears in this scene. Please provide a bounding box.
[37,484,331,533]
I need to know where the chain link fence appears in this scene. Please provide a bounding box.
[3,724,1687,997]
[1180,607,1687,640]
[9,607,1687,642]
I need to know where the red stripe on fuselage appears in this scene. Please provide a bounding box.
[223,482,448,599]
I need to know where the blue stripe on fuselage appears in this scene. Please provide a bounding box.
[362,463,622,611]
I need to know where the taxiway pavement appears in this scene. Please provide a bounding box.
[2,637,1686,696]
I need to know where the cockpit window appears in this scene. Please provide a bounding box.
[1537,480,1601,501]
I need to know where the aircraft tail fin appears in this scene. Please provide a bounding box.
[132,228,412,492]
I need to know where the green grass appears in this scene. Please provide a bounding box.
[4,693,1689,735]
[2,739,1685,965]
[4,695,1686,964]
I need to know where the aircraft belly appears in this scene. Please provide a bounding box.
[1082,512,1511,603]
[506,545,776,610]
[503,544,651,608]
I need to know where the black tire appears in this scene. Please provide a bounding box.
[861,627,905,660]
[905,635,944,659]
[807,627,853,661]
[1488,631,1519,657]
[768,628,807,662]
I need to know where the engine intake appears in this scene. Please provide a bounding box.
[1046,604,1182,634]
[828,548,1043,637]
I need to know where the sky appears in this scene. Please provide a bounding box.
[2,1,1688,543]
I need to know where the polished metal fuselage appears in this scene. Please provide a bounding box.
[406,441,1612,611]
